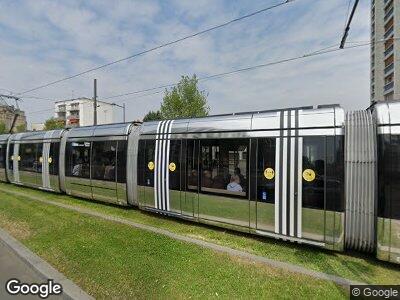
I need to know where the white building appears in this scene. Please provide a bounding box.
[371,0,399,102]
[54,97,115,127]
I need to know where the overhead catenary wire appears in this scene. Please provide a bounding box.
[22,37,394,108]
[17,0,295,96]
[101,39,383,102]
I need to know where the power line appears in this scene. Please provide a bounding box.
[17,0,295,96]
[101,40,376,102]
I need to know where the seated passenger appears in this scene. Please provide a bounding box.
[227,175,243,192]
[234,167,246,188]
[202,170,213,188]
[188,169,198,186]
[104,160,115,181]
[72,159,83,176]
[212,171,226,189]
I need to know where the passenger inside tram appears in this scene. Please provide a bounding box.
[226,175,243,192]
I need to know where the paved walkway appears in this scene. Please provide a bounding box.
[0,241,67,300]
[0,228,93,300]
[1,187,366,288]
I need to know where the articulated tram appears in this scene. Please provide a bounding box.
[0,101,399,264]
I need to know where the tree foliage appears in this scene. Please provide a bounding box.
[44,118,65,130]
[0,122,6,134]
[159,75,209,119]
[16,124,26,133]
[143,110,163,122]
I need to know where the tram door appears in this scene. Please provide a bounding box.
[168,140,181,214]
[256,135,326,243]
[183,140,198,218]
[301,137,326,242]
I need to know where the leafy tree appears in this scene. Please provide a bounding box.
[16,124,26,133]
[0,122,6,134]
[160,75,209,119]
[44,118,65,130]
[143,110,163,122]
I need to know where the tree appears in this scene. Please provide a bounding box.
[143,110,163,122]
[44,118,65,130]
[0,122,6,134]
[160,75,209,119]
[16,124,26,133]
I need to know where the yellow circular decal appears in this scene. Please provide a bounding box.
[169,162,176,172]
[148,161,155,171]
[264,168,275,180]
[39,157,43,163]
[303,169,316,182]
[17,156,21,161]
[48,157,53,164]
[10,155,14,161]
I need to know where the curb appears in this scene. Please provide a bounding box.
[0,228,93,300]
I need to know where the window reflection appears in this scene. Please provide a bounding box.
[66,142,90,179]
[0,144,6,169]
[91,141,117,182]
[201,139,248,197]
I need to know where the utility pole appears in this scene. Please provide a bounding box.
[93,79,97,125]
[123,103,126,123]
[339,0,359,49]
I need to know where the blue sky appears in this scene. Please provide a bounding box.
[0,0,370,125]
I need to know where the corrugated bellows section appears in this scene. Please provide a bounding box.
[345,110,376,253]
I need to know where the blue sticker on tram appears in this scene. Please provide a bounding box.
[262,191,267,201]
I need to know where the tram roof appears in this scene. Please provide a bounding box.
[0,134,10,143]
[140,104,345,135]
[9,130,65,142]
[65,122,135,139]
[372,100,400,126]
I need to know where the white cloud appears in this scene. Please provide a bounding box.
[0,0,370,125]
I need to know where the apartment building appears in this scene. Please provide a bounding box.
[54,97,115,127]
[371,0,400,102]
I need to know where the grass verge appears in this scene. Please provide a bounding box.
[0,187,346,299]
[1,182,399,285]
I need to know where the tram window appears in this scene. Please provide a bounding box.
[116,140,127,183]
[138,140,155,187]
[91,141,117,182]
[0,144,6,169]
[378,135,391,219]
[20,143,38,172]
[201,139,248,197]
[187,140,198,190]
[8,143,14,170]
[169,140,181,191]
[49,143,60,175]
[302,137,325,210]
[257,138,276,203]
[326,136,344,212]
[65,142,90,179]
[36,143,43,173]
[391,135,400,220]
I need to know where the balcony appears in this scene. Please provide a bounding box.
[385,7,394,22]
[384,81,394,92]
[56,105,66,113]
[384,26,394,39]
[385,63,394,75]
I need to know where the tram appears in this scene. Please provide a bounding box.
[0,101,398,264]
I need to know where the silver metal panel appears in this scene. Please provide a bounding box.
[345,110,376,252]
[127,126,141,206]
[251,111,280,130]
[59,132,67,192]
[0,134,10,143]
[91,179,118,204]
[187,115,252,133]
[66,176,92,199]
[64,126,95,139]
[9,130,64,143]
[92,123,132,137]
[6,139,12,182]
[298,110,335,129]
[390,219,400,264]
[41,132,53,190]
[377,217,391,261]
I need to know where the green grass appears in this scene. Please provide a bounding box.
[0,189,346,299]
[1,182,400,286]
